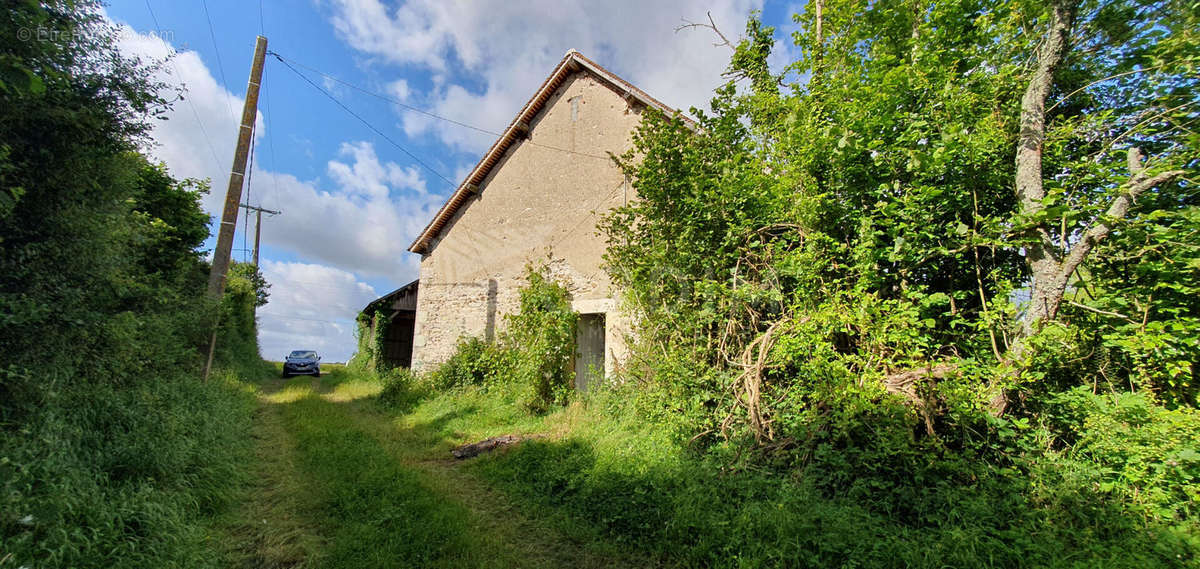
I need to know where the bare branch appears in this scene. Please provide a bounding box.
[676,11,734,51]
[1104,101,1197,153]
[1066,300,1137,323]
[1128,145,1145,175]
[1059,150,1186,279]
[884,363,957,435]
[1046,64,1165,113]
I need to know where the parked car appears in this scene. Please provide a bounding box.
[282,350,321,377]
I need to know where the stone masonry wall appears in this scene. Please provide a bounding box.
[411,71,640,375]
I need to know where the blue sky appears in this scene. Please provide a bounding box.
[104,0,803,361]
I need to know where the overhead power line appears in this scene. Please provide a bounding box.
[274,53,500,138]
[260,313,351,324]
[261,79,284,210]
[200,0,238,123]
[268,51,613,162]
[269,52,456,188]
[143,0,225,176]
[243,119,256,262]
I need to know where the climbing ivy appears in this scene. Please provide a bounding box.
[350,309,391,374]
[504,263,578,413]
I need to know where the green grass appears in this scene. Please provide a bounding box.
[217,378,325,568]
[279,386,475,567]
[222,371,639,569]
[0,370,257,569]
[374,381,1199,569]
[215,366,1199,568]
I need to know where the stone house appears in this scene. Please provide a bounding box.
[383,50,684,390]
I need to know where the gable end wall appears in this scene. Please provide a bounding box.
[411,72,639,374]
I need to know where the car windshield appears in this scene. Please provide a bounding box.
[289,350,317,359]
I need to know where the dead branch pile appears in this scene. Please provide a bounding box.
[722,320,788,444]
[883,363,958,434]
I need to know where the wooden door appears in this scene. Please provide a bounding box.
[574,313,605,392]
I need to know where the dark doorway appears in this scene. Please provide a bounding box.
[361,279,419,369]
[381,310,416,369]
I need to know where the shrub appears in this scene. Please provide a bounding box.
[424,263,578,413]
[1046,388,1200,528]
[472,387,1198,568]
[0,372,256,568]
[428,336,516,391]
[0,3,268,566]
[504,263,578,413]
[378,367,428,412]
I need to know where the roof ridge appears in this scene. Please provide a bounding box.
[407,50,688,254]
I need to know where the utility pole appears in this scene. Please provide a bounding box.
[208,35,268,297]
[239,203,280,267]
[204,35,268,381]
[254,210,261,267]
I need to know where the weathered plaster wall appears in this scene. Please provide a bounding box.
[412,72,639,376]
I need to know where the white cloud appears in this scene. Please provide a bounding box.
[326,140,427,199]
[258,261,379,362]
[112,19,439,281]
[114,23,260,217]
[109,19,436,361]
[387,79,411,101]
[253,141,443,282]
[326,0,763,154]
[247,145,435,360]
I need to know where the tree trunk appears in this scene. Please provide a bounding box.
[1015,0,1075,340]
[1014,1,1186,341]
[998,0,1185,413]
[812,0,825,80]
[868,0,1185,419]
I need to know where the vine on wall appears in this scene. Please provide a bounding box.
[350,309,390,374]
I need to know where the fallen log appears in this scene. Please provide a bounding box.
[451,435,525,459]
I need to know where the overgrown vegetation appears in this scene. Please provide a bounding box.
[470,385,1200,568]
[1,2,268,566]
[378,369,1200,567]
[349,309,391,374]
[417,263,578,412]
[382,0,1200,566]
[595,0,1196,564]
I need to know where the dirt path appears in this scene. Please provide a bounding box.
[222,374,635,569]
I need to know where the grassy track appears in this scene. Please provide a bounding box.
[222,369,638,569]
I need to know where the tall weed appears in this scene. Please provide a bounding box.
[469,384,1197,568]
[0,372,256,568]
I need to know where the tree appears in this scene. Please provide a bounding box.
[1014,0,1191,341]
[604,0,1197,444]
